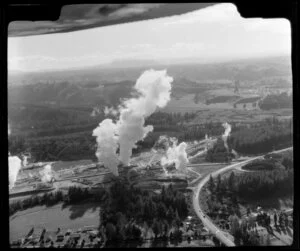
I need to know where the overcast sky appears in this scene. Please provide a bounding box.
[8,3,291,72]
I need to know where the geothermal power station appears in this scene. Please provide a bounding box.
[9,70,238,201]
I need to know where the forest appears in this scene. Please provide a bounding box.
[225,150,293,199]
[10,179,190,245]
[8,110,292,162]
[258,92,292,110]
[100,179,189,243]
[9,186,105,216]
[203,150,293,245]
[227,117,292,154]
[205,138,233,163]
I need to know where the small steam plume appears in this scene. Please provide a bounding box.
[39,164,54,183]
[232,149,238,158]
[148,135,172,173]
[222,122,232,151]
[93,70,173,175]
[23,156,28,167]
[153,135,172,152]
[9,156,22,189]
[92,119,120,176]
[161,137,189,173]
[91,106,102,117]
[22,153,30,167]
[147,149,157,167]
[104,106,119,117]
[147,135,171,167]
[8,123,11,136]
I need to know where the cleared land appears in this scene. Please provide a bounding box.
[9,202,100,242]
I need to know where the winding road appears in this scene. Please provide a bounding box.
[192,147,293,247]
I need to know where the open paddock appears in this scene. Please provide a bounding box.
[10,202,101,243]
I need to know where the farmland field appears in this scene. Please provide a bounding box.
[188,164,228,177]
[9,202,100,242]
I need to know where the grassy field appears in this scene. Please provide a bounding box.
[52,159,95,172]
[9,202,100,242]
[188,164,227,177]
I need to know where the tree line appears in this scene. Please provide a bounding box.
[9,186,108,216]
[228,118,292,155]
[258,92,292,110]
[8,112,292,162]
[100,180,189,243]
[204,151,293,245]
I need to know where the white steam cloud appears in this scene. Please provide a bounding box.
[22,154,30,167]
[40,164,54,183]
[222,122,232,151]
[104,106,119,117]
[9,156,22,189]
[93,69,173,175]
[161,137,189,173]
[92,119,120,176]
[91,106,102,117]
[153,135,172,152]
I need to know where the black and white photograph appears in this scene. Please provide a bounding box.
[7,3,294,248]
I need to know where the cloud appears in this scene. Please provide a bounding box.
[170,42,204,52]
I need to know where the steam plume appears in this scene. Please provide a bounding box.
[232,149,238,158]
[117,70,173,165]
[40,164,54,183]
[222,122,231,151]
[22,154,30,167]
[153,135,171,152]
[104,106,119,117]
[93,119,120,176]
[93,70,173,175]
[9,156,22,189]
[91,106,102,117]
[161,138,189,173]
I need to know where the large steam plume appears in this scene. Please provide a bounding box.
[93,70,173,175]
[8,124,22,190]
[92,119,120,176]
[222,122,232,151]
[161,137,189,173]
[117,70,173,165]
[9,156,22,189]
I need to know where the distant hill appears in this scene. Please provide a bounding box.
[8,80,135,107]
[8,55,291,86]
[7,55,292,108]
[110,59,159,68]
